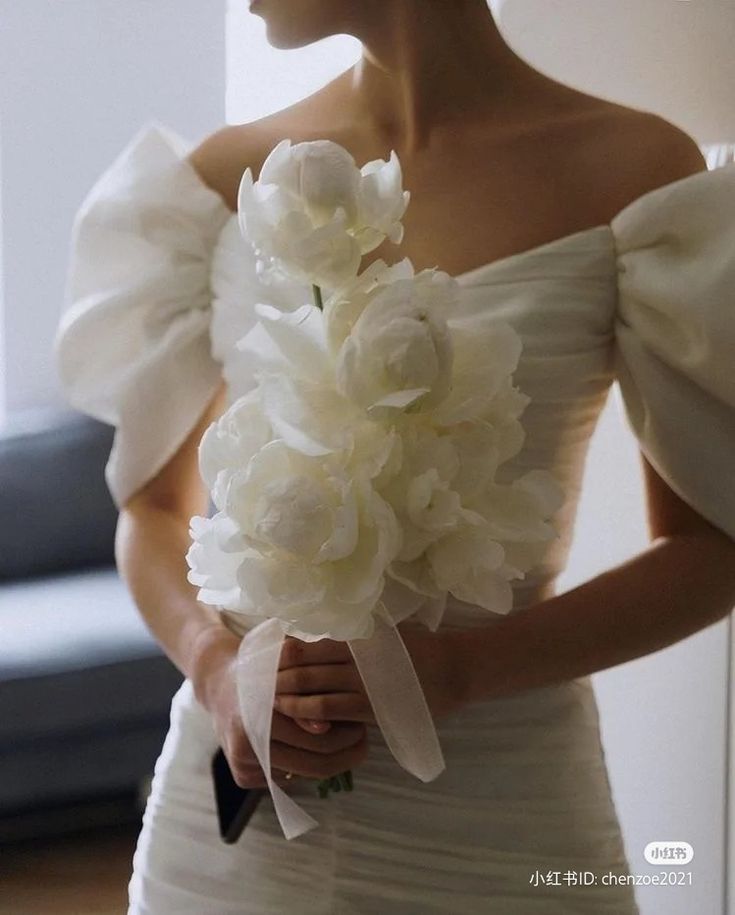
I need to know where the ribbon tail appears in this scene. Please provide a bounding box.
[235,618,320,841]
[348,610,445,782]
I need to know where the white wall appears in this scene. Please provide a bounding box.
[0,1,227,416]
[493,0,735,146]
[226,1,359,125]
[559,392,730,915]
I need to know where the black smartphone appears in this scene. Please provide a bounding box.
[211,746,266,843]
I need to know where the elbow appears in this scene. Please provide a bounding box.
[662,529,735,621]
[700,529,735,600]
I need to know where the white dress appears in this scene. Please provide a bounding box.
[55,122,735,914]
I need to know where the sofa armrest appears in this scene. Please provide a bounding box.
[0,408,118,579]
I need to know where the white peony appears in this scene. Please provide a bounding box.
[190,439,403,641]
[386,464,565,615]
[468,468,565,549]
[353,152,411,251]
[430,313,527,427]
[378,423,461,559]
[198,389,272,511]
[186,512,250,611]
[334,269,459,419]
[234,299,387,468]
[237,138,410,292]
[426,523,514,612]
[375,421,564,613]
[322,257,414,356]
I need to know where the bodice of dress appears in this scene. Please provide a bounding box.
[54,122,735,629]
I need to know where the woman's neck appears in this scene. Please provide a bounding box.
[333,0,544,154]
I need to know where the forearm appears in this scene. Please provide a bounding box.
[115,503,238,699]
[459,532,735,704]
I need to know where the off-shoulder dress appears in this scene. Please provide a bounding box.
[55,122,735,914]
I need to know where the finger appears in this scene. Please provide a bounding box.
[227,712,334,769]
[273,770,300,786]
[276,662,362,696]
[295,717,331,733]
[271,710,366,754]
[228,759,293,789]
[251,778,292,789]
[269,732,369,780]
[273,691,374,724]
[230,762,274,788]
[278,636,352,670]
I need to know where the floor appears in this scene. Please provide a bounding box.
[0,822,139,915]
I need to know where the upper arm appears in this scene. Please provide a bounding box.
[122,379,228,522]
[628,113,708,197]
[639,454,730,542]
[632,120,721,542]
[121,127,268,520]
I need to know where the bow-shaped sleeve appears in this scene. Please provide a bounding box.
[54,121,233,509]
[611,161,735,540]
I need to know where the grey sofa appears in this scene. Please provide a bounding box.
[0,408,183,836]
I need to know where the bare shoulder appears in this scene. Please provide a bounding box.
[187,99,320,208]
[623,109,706,182]
[186,122,275,213]
[540,99,708,223]
[185,88,335,212]
[590,107,708,210]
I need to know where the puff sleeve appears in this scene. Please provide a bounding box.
[611,161,735,540]
[54,122,233,509]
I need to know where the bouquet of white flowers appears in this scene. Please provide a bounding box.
[186,137,564,840]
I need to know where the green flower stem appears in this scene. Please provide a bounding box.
[310,277,347,801]
[316,770,354,798]
[312,283,324,311]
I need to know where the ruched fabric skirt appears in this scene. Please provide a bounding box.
[127,671,639,913]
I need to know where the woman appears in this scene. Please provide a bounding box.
[55,1,735,912]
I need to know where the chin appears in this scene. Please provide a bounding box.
[249,0,348,49]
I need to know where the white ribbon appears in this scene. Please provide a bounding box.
[235,606,446,841]
[234,618,319,840]
[348,607,445,782]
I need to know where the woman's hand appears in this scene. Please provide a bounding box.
[191,625,370,788]
[273,624,470,725]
